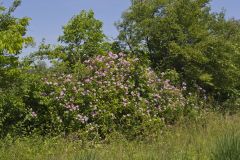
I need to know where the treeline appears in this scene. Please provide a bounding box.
[0,0,239,139]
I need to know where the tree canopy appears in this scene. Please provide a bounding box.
[58,10,108,65]
[0,0,33,87]
[117,0,240,100]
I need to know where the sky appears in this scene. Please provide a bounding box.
[1,0,240,56]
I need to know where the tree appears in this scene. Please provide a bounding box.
[117,0,240,101]
[0,0,34,137]
[0,0,33,87]
[58,10,108,65]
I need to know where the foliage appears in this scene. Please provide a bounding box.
[117,0,240,102]
[0,0,33,88]
[0,0,34,137]
[0,0,239,144]
[0,69,39,138]
[58,10,109,65]
[19,52,191,139]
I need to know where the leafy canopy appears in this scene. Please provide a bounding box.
[117,0,240,100]
[0,0,33,87]
[58,10,108,65]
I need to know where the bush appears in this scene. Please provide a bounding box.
[0,71,35,138]
[22,52,189,139]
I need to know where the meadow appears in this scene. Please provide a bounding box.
[1,112,239,160]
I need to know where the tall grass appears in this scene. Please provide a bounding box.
[0,112,239,160]
[212,130,240,160]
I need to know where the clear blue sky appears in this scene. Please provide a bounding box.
[2,0,240,56]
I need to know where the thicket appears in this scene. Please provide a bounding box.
[0,0,239,140]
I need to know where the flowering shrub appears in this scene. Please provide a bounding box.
[23,52,188,139]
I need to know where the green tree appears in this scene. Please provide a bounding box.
[0,0,33,87]
[58,10,108,65]
[0,0,34,137]
[117,0,240,101]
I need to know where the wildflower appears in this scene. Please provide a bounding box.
[123,98,128,107]
[96,55,103,62]
[76,114,84,123]
[84,78,91,83]
[73,86,78,93]
[65,104,71,109]
[56,116,62,123]
[182,82,187,90]
[84,59,90,64]
[204,95,207,100]
[66,74,72,79]
[121,60,130,66]
[108,52,118,59]
[76,114,89,124]
[91,111,98,117]
[133,58,139,62]
[31,111,37,118]
[109,60,115,65]
[131,91,135,96]
[147,109,151,114]
[119,52,125,57]
[64,78,71,83]
[84,116,89,122]
[60,91,65,96]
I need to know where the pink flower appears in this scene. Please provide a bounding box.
[122,98,128,107]
[119,52,125,57]
[109,60,115,65]
[73,86,78,93]
[96,55,103,62]
[91,111,98,117]
[121,60,130,66]
[31,111,37,118]
[64,78,71,83]
[84,78,91,83]
[108,52,118,59]
[60,91,65,96]
[76,114,89,124]
[66,74,72,79]
[153,94,161,99]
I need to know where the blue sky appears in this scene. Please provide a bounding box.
[2,0,240,55]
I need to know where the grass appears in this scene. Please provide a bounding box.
[0,112,240,160]
[212,130,240,160]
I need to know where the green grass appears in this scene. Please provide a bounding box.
[212,130,240,160]
[0,112,240,160]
